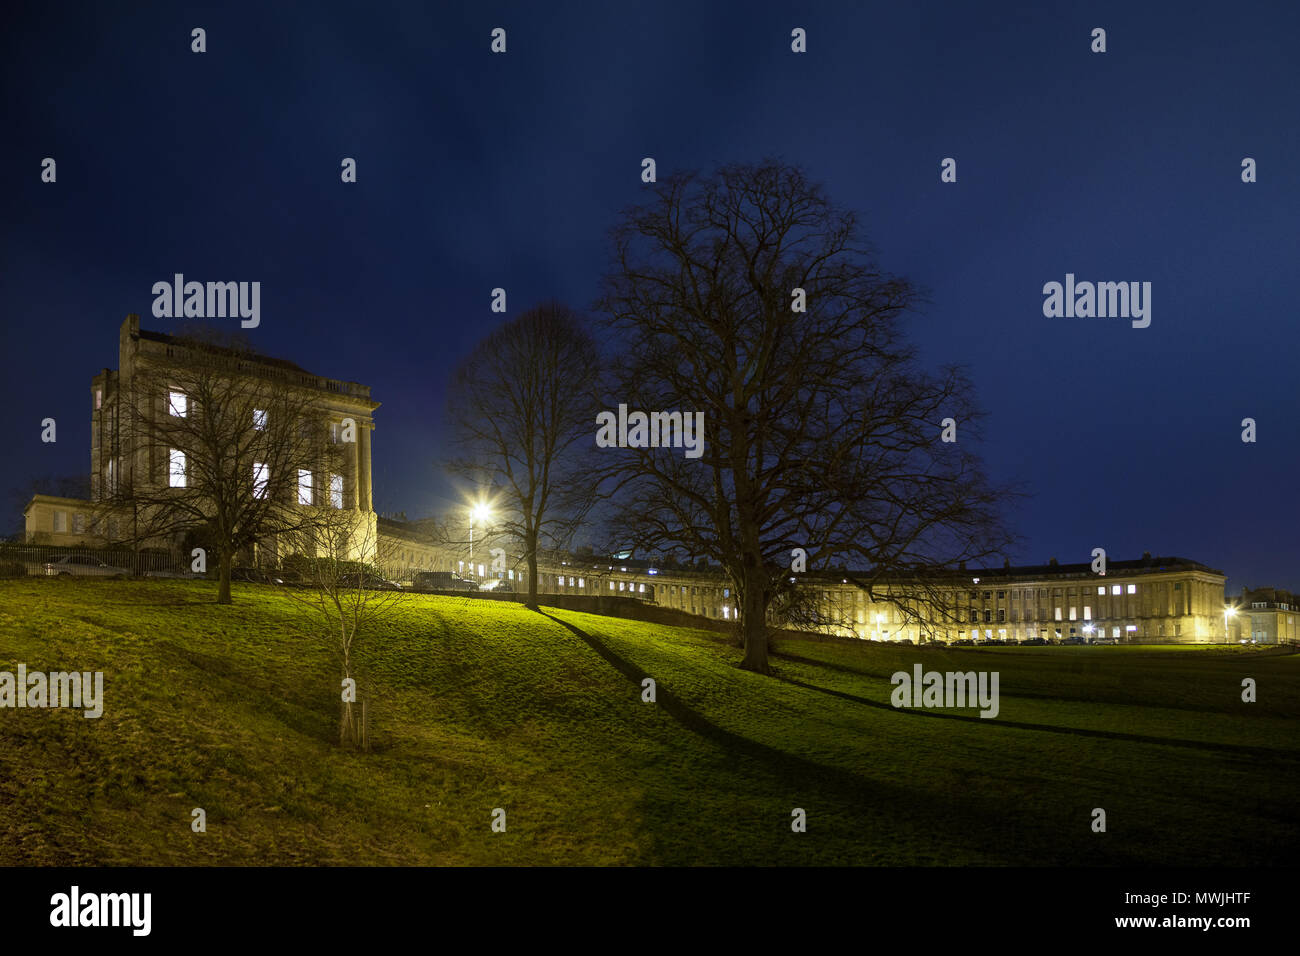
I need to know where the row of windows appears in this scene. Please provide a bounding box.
[165,391,347,442]
[166,452,345,508]
[968,583,1140,601]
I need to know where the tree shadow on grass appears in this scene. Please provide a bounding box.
[531,608,1147,865]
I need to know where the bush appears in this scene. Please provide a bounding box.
[0,561,27,578]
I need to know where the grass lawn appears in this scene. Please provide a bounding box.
[1,578,1295,865]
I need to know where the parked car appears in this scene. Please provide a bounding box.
[951,638,975,646]
[478,578,514,593]
[923,639,948,647]
[1022,637,1048,646]
[233,567,286,585]
[43,555,131,578]
[339,571,403,591]
[1059,636,1085,645]
[412,570,477,592]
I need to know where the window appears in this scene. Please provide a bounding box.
[578,578,584,588]
[969,610,978,623]
[329,421,341,444]
[53,510,67,532]
[169,449,187,487]
[508,570,514,580]
[997,609,1005,623]
[1251,601,1267,609]
[297,469,312,505]
[609,582,615,590]
[478,564,484,578]
[253,409,267,430]
[1126,625,1137,632]
[1068,607,1077,621]
[1174,582,1182,590]
[1111,585,1122,595]
[253,462,269,499]
[1112,626,1120,638]
[983,591,991,600]
[1084,605,1092,620]
[619,581,625,591]
[1054,607,1062,621]
[168,391,187,417]
[330,474,343,508]
[639,583,645,593]
[996,590,1005,599]
[95,388,102,409]
[969,590,978,599]
[1126,584,1136,594]
[1097,586,1106,595]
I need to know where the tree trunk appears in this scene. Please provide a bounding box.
[738,571,771,673]
[525,528,539,610]
[217,549,233,605]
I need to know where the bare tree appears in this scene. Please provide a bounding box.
[277,510,403,749]
[597,160,1017,673]
[103,328,352,604]
[445,302,602,608]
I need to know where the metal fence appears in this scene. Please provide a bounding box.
[0,543,189,578]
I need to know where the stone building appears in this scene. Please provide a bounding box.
[25,314,380,560]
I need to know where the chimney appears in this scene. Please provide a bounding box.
[1048,557,1058,566]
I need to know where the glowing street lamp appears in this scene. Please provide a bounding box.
[1224,605,1236,644]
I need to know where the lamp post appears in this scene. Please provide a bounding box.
[1224,605,1235,644]
[469,503,490,579]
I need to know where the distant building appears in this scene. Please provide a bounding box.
[1232,586,1300,644]
[24,314,380,560]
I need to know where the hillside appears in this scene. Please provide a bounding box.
[0,578,1296,865]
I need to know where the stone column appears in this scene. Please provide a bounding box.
[359,420,373,512]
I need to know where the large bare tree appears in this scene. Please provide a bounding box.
[597,160,1017,673]
[103,328,352,604]
[445,302,601,607]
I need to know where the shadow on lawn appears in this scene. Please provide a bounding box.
[531,608,1125,864]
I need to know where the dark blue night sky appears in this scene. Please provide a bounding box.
[3,1,1298,592]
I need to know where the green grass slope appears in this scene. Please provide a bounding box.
[0,578,1295,865]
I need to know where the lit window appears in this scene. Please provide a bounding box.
[722,607,730,619]
[169,449,187,487]
[169,391,187,417]
[1111,585,1121,595]
[1112,626,1120,638]
[95,388,102,409]
[330,474,343,508]
[1084,606,1092,620]
[1127,584,1136,594]
[578,578,584,588]
[639,583,645,593]
[508,570,514,580]
[253,409,267,430]
[1068,607,1077,621]
[1126,625,1137,632]
[1097,586,1105,595]
[458,561,464,571]
[619,581,625,591]
[569,576,575,586]
[1054,607,1062,621]
[253,462,269,498]
[297,469,312,505]
[478,564,484,577]
[609,581,615,590]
